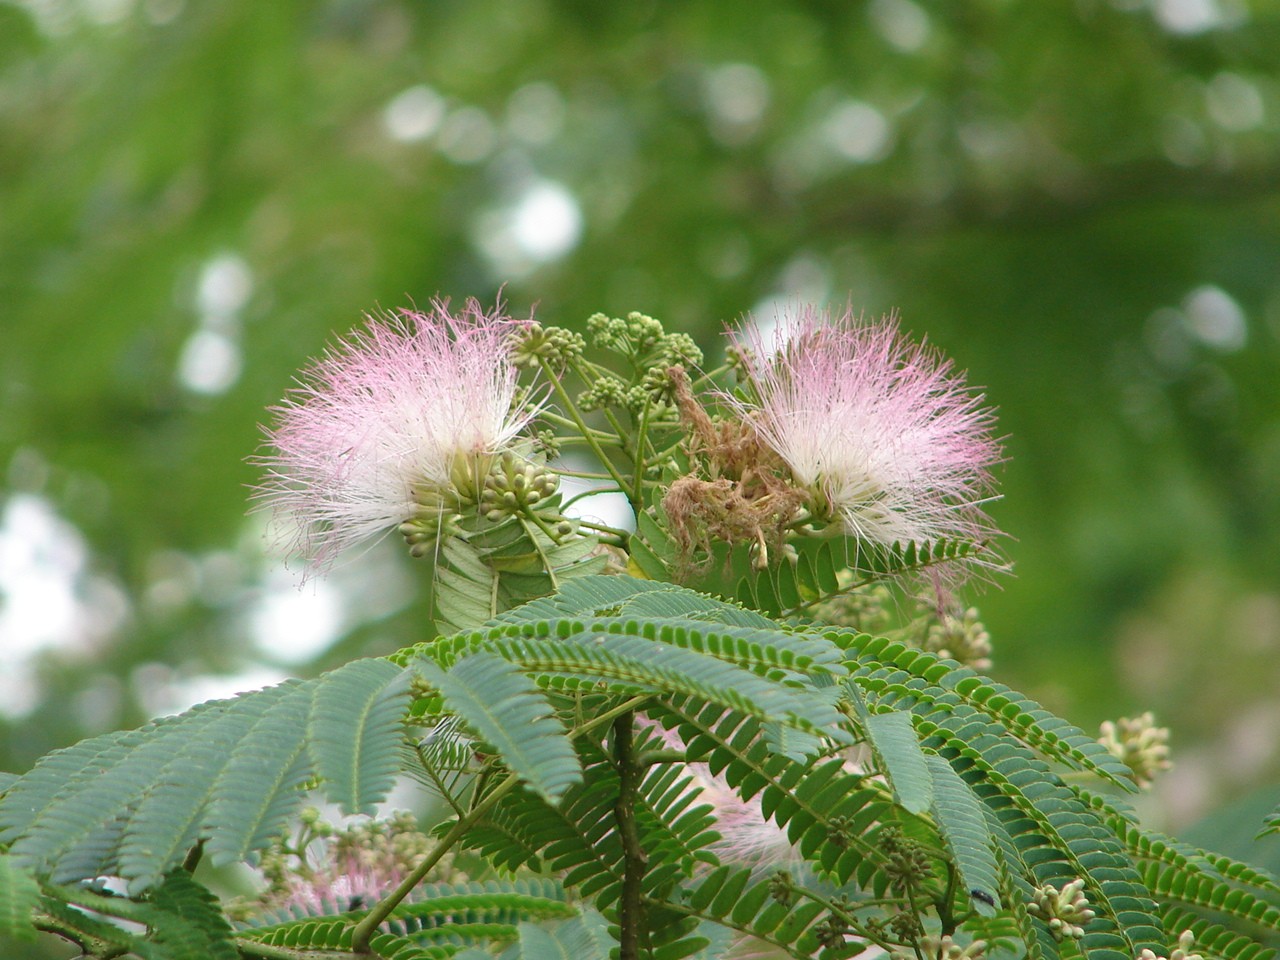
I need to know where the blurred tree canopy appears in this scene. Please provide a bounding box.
[2,0,1279,834]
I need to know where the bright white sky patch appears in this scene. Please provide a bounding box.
[436,107,496,165]
[1183,285,1247,351]
[1205,72,1264,132]
[703,63,770,145]
[197,253,253,318]
[824,100,894,163]
[558,470,635,534]
[383,84,447,143]
[472,179,584,279]
[250,569,345,665]
[506,82,566,145]
[0,493,128,719]
[178,329,242,395]
[178,252,252,396]
[869,0,930,52]
[510,181,583,261]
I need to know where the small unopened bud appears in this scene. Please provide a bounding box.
[1028,879,1096,941]
[510,322,585,367]
[923,607,993,670]
[1099,712,1172,788]
[1137,931,1202,960]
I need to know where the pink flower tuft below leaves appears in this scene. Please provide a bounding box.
[729,304,1003,565]
[252,299,537,572]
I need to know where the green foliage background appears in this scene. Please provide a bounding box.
[2,0,1279,841]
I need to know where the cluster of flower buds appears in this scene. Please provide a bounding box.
[1099,711,1172,788]
[510,322,585,368]
[479,453,561,523]
[924,607,994,671]
[901,934,989,960]
[880,824,934,890]
[1137,930,1202,960]
[1028,878,1097,940]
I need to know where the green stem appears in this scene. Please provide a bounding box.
[32,913,129,959]
[350,771,524,952]
[637,748,688,765]
[574,517,631,540]
[539,411,624,442]
[537,357,633,493]
[519,516,564,590]
[350,694,650,954]
[613,710,647,960]
[630,399,654,512]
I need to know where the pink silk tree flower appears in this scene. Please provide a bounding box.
[728,305,1002,563]
[253,299,538,572]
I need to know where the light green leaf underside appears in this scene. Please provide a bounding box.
[417,652,580,804]
[0,660,411,890]
[0,853,40,943]
[309,658,411,816]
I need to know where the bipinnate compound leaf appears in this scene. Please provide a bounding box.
[309,658,412,816]
[202,682,316,868]
[0,853,40,942]
[147,870,238,960]
[925,753,1000,915]
[417,652,580,804]
[117,683,297,892]
[862,707,932,814]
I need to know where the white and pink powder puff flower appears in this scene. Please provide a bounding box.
[253,298,539,572]
[729,304,1002,565]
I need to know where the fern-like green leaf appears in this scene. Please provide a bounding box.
[243,917,456,959]
[840,634,1137,789]
[667,866,863,959]
[617,588,779,629]
[418,651,580,803]
[1159,906,1277,960]
[5,697,234,883]
[309,659,411,816]
[117,683,299,892]
[0,853,39,942]
[147,871,238,960]
[924,753,1000,915]
[847,646,1163,960]
[480,630,848,738]
[861,707,932,815]
[490,573,682,624]
[1139,861,1280,931]
[203,682,316,868]
[434,536,500,632]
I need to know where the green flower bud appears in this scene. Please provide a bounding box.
[510,322,586,367]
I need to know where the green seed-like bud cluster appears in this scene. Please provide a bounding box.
[587,311,665,353]
[767,870,795,905]
[924,607,993,670]
[1028,878,1096,941]
[654,331,703,368]
[587,310,704,370]
[578,375,629,412]
[880,825,933,887]
[401,486,464,558]
[814,911,853,950]
[1098,711,1172,788]
[479,454,560,522]
[1137,931,1203,960]
[536,428,562,458]
[511,321,586,367]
